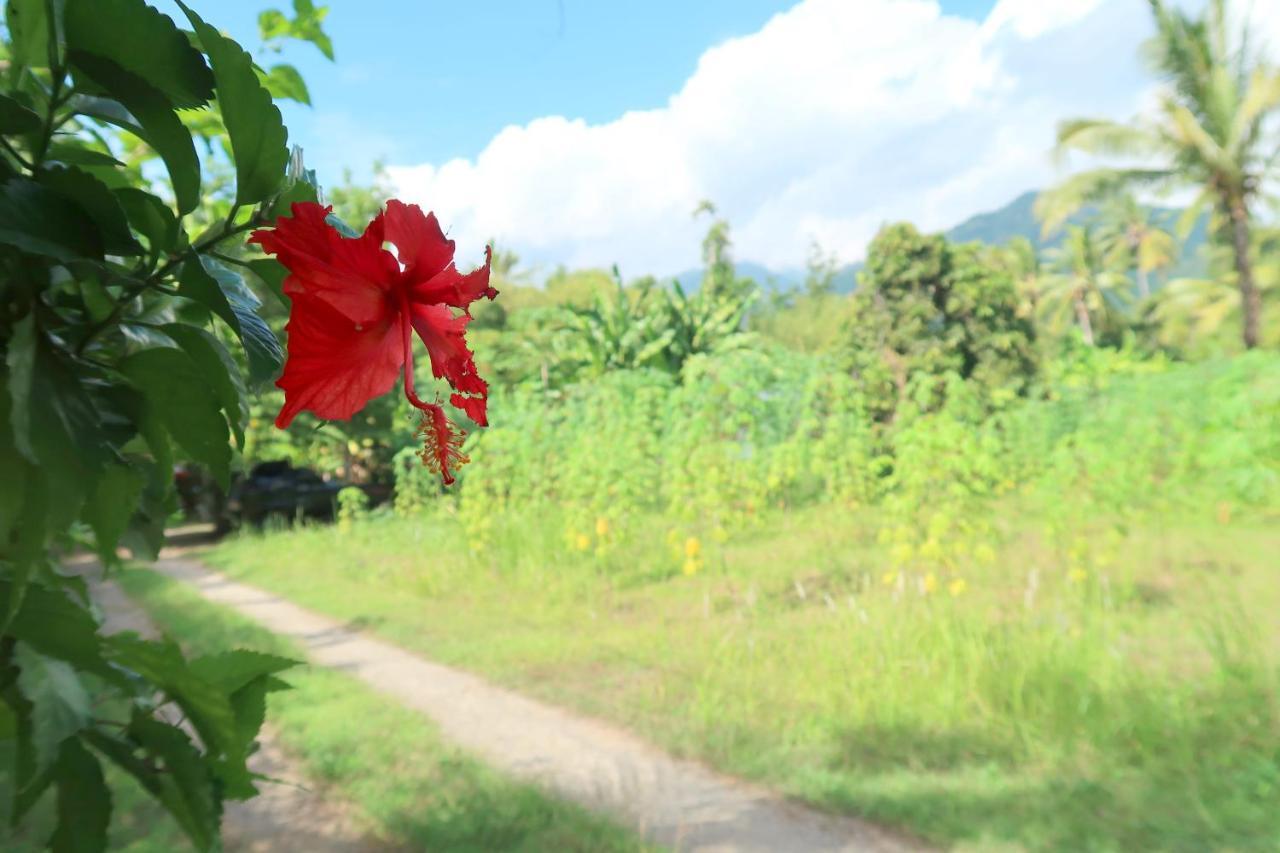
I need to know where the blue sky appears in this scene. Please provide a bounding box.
[172,0,1206,276]
[181,0,996,179]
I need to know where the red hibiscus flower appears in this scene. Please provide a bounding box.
[249,200,497,485]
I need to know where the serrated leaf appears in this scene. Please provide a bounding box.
[107,636,244,783]
[45,143,122,167]
[247,257,289,308]
[69,53,201,215]
[0,91,41,134]
[5,0,57,69]
[50,738,110,853]
[15,647,89,776]
[260,63,310,105]
[121,347,232,488]
[180,256,283,385]
[126,716,220,852]
[189,650,297,694]
[37,165,141,255]
[115,187,180,260]
[0,177,102,260]
[81,464,145,563]
[267,174,318,220]
[0,582,116,684]
[179,1,288,205]
[160,323,248,448]
[65,0,213,109]
[325,211,359,238]
[4,316,100,532]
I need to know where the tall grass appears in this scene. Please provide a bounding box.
[208,353,1280,849]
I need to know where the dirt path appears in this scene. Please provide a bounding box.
[88,570,397,853]
[146,555,925,852]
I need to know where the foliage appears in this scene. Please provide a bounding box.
[1040,224,1133,346]
[214,354,1280,849]
[0,1,331,848]
[1039,0,1280,348]
[842,223,1038,422]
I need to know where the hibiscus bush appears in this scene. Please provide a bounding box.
[0,0,375,848]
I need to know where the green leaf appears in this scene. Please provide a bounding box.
[69,53,202,216]
[65,0,213,109]
[325,210,360,238]
[291,0,334,60]
[0,177,102,260]
[50,738,110,853]
[125,716,220,852]
[115,187,180,260]
[107,636,245,784]
[4,0,57,69]
[160,323,248,448]
[45,143,122,168]
[36,165,142,255]
[179,256,283,386]
[189,650,297,694]
[260,63,310,105]
[247,257,289,308]
[15,647,89,776]
[6,312,37,462]
[0,92,41,134]
[179,1,289,205]
[0,581,116,684]
[257,9,289,41]
[5,315,101,534]
[121,347,232,488]
[266,173,318,220]
[81,464,145,563]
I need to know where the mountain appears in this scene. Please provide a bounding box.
[671,189,1209,292]
[944,189,1209,279]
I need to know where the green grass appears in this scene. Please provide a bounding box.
[112,567,647,852]
[204,502,1280,852]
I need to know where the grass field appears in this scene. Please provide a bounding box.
[107,568,646,852]
[205,499,1280,851]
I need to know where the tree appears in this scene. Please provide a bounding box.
[1097,194,1178,299]
[844,224,1037,422]
[1042,225,1132,346]
[1037,0,1280,348]
[803,240,840,298]
[0,2,333,848]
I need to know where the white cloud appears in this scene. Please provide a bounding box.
[387,0,1258,277]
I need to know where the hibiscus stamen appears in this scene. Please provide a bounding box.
[416,404,469,486]
[398,285,468,483]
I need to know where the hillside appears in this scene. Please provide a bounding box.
[674,189,1210,292]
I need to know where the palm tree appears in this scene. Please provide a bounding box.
[1042,226,1132,346]
[997,236,1046,319]
[1036,0,1280,348]
[1096,195,1179,299]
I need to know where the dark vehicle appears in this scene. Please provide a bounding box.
[225,461,345,528]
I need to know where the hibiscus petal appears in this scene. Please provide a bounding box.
[274,290,404,428]
[410,303,489,426]
[382,200,455,281]
[250,201,399,327]
[411,245,497,309]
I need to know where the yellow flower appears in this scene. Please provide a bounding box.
[922,573,938,595]
[574,533,591,551]
[948,578,967,597]
[682,557,701,576]
[684,537,702,559]
[881,571,899,586]
[919,539,942,561]
[1068,567,1088,584]
[595,517,610,537]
